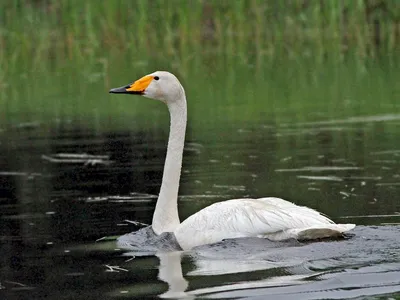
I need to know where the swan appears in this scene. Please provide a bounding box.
[109,71,355,250]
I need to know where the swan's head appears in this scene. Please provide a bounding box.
[109,71,185,104]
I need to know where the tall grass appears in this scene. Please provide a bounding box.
[0,0,399,127]
[0,0,399,75]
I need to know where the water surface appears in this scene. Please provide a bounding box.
[1,60,400,299]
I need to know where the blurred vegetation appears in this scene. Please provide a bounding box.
[1,0,399,74]
[0,0,399,126]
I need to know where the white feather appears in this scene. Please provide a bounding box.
[174,198,355,249]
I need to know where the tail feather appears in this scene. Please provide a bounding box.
[263,224,355,241]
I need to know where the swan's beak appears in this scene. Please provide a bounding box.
[109,75,154,95]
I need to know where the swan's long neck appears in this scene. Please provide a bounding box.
[152,91,187,235]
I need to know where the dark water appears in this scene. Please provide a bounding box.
[1,112,400,299]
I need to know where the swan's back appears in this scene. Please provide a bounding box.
[174,197,355,249]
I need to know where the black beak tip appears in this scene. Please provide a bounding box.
[109,87,126,94]
[109,86,143,95]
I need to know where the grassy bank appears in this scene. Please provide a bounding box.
[0,0,399,76]
[0,0,399,129]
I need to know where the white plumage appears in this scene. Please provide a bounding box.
[175,197,354,249]
[110,71,355,250]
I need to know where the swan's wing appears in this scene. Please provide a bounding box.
[174,198,355,249]
[254,198,355,236]
[255,197,335,224]
[255,197,300,208]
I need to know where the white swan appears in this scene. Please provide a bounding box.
[109,71,355,250]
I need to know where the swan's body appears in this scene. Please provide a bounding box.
[110,71,355,250]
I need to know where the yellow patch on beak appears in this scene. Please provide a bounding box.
[126,75,154,93]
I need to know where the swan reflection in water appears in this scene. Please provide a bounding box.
[118,225,400,299]
[156,251,191,299]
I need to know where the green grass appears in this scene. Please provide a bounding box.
[0,0,399,130]
[1,0,399,75]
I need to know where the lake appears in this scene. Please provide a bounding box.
[1,57,400,299]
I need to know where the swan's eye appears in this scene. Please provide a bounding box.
[154,76,159,81]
